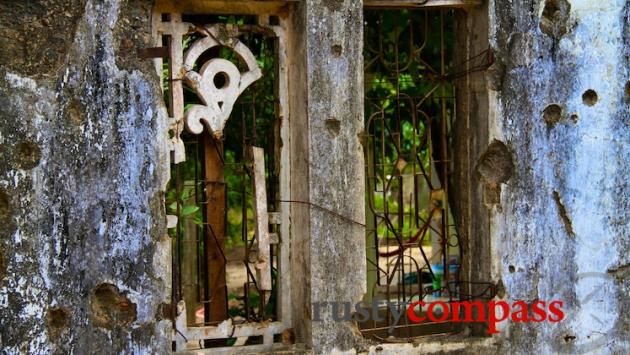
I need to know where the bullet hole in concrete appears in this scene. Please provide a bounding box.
[483,183,501,207]
[570,113,578,123]
[90,283,137,329]
[485,61,505,91]
[322,0,344,11]
[325,118,341,137]
[553,191,575,238]
[46,307,70,337]
[14,140,41,170]
[582,89,598,106]
[331,44,342,57]
[0,189,13,237]
[67,97,86,125]
[508,265,516,273]
[118,37,135,59]
[542,104,563,126]
[0,189,10,221]
[564,334,576,342]
[477,140,514,184]
[540,0,571,39]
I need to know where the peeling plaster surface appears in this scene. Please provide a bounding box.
[0,0,170,353]
[490,0,629,353]
[0,0,628,354]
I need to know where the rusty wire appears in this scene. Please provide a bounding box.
[165,10,497,344]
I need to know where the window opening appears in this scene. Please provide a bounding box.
[362,8,463,339]
[151,12,290,351]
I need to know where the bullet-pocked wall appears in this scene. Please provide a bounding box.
[0,0,365,353]
[360,0,630,353]
[1,0,629,354]
[0,0,172,353]
[486,0,629,353]
[452,0,630,353]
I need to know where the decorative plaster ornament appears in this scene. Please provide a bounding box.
[182,25,262,138]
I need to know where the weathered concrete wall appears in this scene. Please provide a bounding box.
[485,0,629,353]
[301,0,366,353]
[2,0,628,354]
[451,1,629,354]
[0,0,171,353]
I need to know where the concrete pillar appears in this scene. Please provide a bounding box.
[306,0,366,352]
[289,0,366,353]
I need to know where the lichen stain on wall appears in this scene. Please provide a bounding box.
[0,0,628,353]
[490,0,629,353]
[0,0,171,353]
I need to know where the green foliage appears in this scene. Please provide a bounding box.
[165,26,280,325]
[164,28,278,250]
[228,269,277,320]
[365,9,455,248]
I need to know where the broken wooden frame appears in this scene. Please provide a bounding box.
[151,8,291,352]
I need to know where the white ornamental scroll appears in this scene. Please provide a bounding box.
[182,25,262,138]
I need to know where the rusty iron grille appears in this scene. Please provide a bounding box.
[362,8,464,338]
[163,15,284,348]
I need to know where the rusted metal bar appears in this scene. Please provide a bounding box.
[362,7,461,338]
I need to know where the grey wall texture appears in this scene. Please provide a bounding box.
[0,0,171,353]
[0,0,628,354]
[488,0,629,353]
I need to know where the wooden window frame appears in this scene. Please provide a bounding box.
[151,3,292,352]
